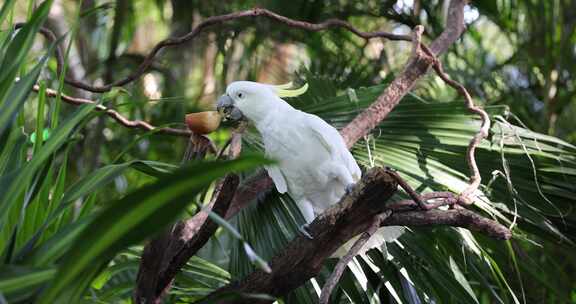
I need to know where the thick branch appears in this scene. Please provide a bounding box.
[199,168,398,304]
[199,168,511,303]
[383,209,512,240]
[134,174,240,303]
[340,0,467,146]
[157,174,240,295]
[133,228,173,304]
[229,0,469,214]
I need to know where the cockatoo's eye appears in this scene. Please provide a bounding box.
[236,92,244,99]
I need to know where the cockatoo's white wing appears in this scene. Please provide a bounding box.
[304,113,362,181]
[265,165,288,193]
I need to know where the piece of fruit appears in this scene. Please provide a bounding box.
[185,111,222,134]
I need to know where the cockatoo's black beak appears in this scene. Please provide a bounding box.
[216,94,243,121]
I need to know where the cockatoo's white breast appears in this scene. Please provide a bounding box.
[257,108,358,213]
[260,109,332,186]
[219,81,404,254]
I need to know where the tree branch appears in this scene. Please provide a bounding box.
[23,9,410,95]
[154,174,240,297]
[199,168,399,304]
[425,54,490,202]
[23,8,410,137]
[21,1,500,301]
[319,212,390,304]
[382,209,512,240]
[229,0,470,216]
[37,86,192,137]
[198,168,511,303]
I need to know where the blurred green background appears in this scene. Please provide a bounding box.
[1,0,575,303]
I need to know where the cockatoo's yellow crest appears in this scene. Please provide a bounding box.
[272,82,308,98]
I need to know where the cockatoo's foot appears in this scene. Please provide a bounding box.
[345,183,356,195]
[298,224,314,239]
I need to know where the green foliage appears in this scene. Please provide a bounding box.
[38,156,266,303]
[0,4,267,303]
[0,1,575,303]
[233,79,576,303]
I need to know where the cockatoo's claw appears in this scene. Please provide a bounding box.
[298,224,314,239]
[345,183,356,195]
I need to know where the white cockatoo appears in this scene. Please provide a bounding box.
[216,81,403,253]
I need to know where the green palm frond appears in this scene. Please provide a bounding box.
[229,77,575,303]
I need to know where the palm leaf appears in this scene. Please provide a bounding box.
[227,78,575,302]
[38,156,267,303]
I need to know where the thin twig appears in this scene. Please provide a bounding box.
[225,0,469,229]
[388,191,459,211]
[36,86,191,137]
[199,167,511,304]
[19,9,410,94]
[216,123,247,159]
[386,168,428,210]
[420,45,491,203]
[319,212,390,304]
[21,9,411,137]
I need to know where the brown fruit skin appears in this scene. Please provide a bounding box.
[185,111,222,134]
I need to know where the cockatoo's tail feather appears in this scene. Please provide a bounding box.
[273,83,308,98]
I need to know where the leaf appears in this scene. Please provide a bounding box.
[0,0,17,29]
[0,0,53,106]
[449,256,478,302]
[0,266,56,301]
[0,40,55,137]
[205,207,272,274]
[0,105,95,239]
[15,159,178,262]
[39,156,268,303]
[25,216,93,267]
[60,160,177,205]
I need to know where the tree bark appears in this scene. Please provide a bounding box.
[199,168,398,304]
